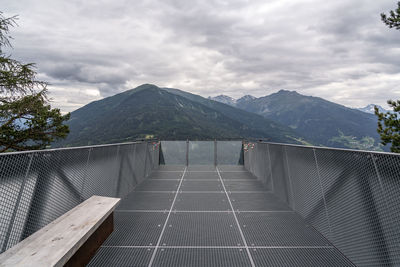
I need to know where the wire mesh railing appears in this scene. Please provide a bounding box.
[160,140,244,165]
[244,141,400,267]
[0,141,160,253]
[4,138,398,266]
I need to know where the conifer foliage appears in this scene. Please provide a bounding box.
[381,1,400,30]
[375,3,400,152]
[375,101,400,153]
[0,12,69,152]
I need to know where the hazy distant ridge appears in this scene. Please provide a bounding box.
[210,90,383,151]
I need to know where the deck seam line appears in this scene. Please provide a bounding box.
[155,171,184,173]
[155,170,248,173]
[154,170,216,173]
[147,179,181,181]
[115,210,296,213]
[124,191,176,194]
[148,179,219,181]
[134,190,273,193]
[148,166,187,267]
[217,171,248,173]
[101,245,334,249]
[216,166,256,267]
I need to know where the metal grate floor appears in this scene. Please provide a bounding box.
[88,165,354,267]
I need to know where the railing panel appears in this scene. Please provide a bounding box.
[0,153,33,251]
[160,141,244,166]
[245,141,400,267]
[216,141,242,165]
[151,142,160,170]
[366,153,400,265]
[316,149,390,266]
[189,141,214,165]
[133,143,147,184]
[256,143,273,190]
[83,146,120,199]
[160,141,186,165]
[0,141,158,253]
[114,144,136,198]
[21,148,92,244]
[268,144,293,206]
[285,145,331,240]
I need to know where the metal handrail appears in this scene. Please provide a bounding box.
[0,139,159,156]
[245,139,399,156]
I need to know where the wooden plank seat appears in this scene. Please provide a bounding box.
[0,196,120,267]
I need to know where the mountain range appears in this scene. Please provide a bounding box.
[58,84,307,147]
[209,95,389,115]
[57,84,385,151]
[210,91,383,150]
[355,104,390,114]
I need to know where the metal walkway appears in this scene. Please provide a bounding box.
[88,165,354,266]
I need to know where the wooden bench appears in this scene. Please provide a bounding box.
[0,195,120,267]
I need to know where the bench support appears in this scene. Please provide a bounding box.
[65,212,114,267]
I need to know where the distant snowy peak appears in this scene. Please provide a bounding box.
[357,104,390,114]
[237,95,256,103]
[209,94,258,107]
[208,95,237,106]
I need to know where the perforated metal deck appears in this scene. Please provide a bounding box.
[88,166,354,267]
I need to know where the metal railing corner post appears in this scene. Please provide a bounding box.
[186,139,189,166]
[214,139,217,166]
[267,144,275,193]
[144,142,149,177]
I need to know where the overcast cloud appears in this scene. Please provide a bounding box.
[2,0,400,112]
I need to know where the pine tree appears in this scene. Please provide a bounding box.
[381,2,400,30]
[375,3,400,152]
[375,102,400,153]
[0,12,70,152]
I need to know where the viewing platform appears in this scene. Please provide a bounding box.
[88,165,352,266]
[0,140,399,266]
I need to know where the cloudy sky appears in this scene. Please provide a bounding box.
[2,0,400,112]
